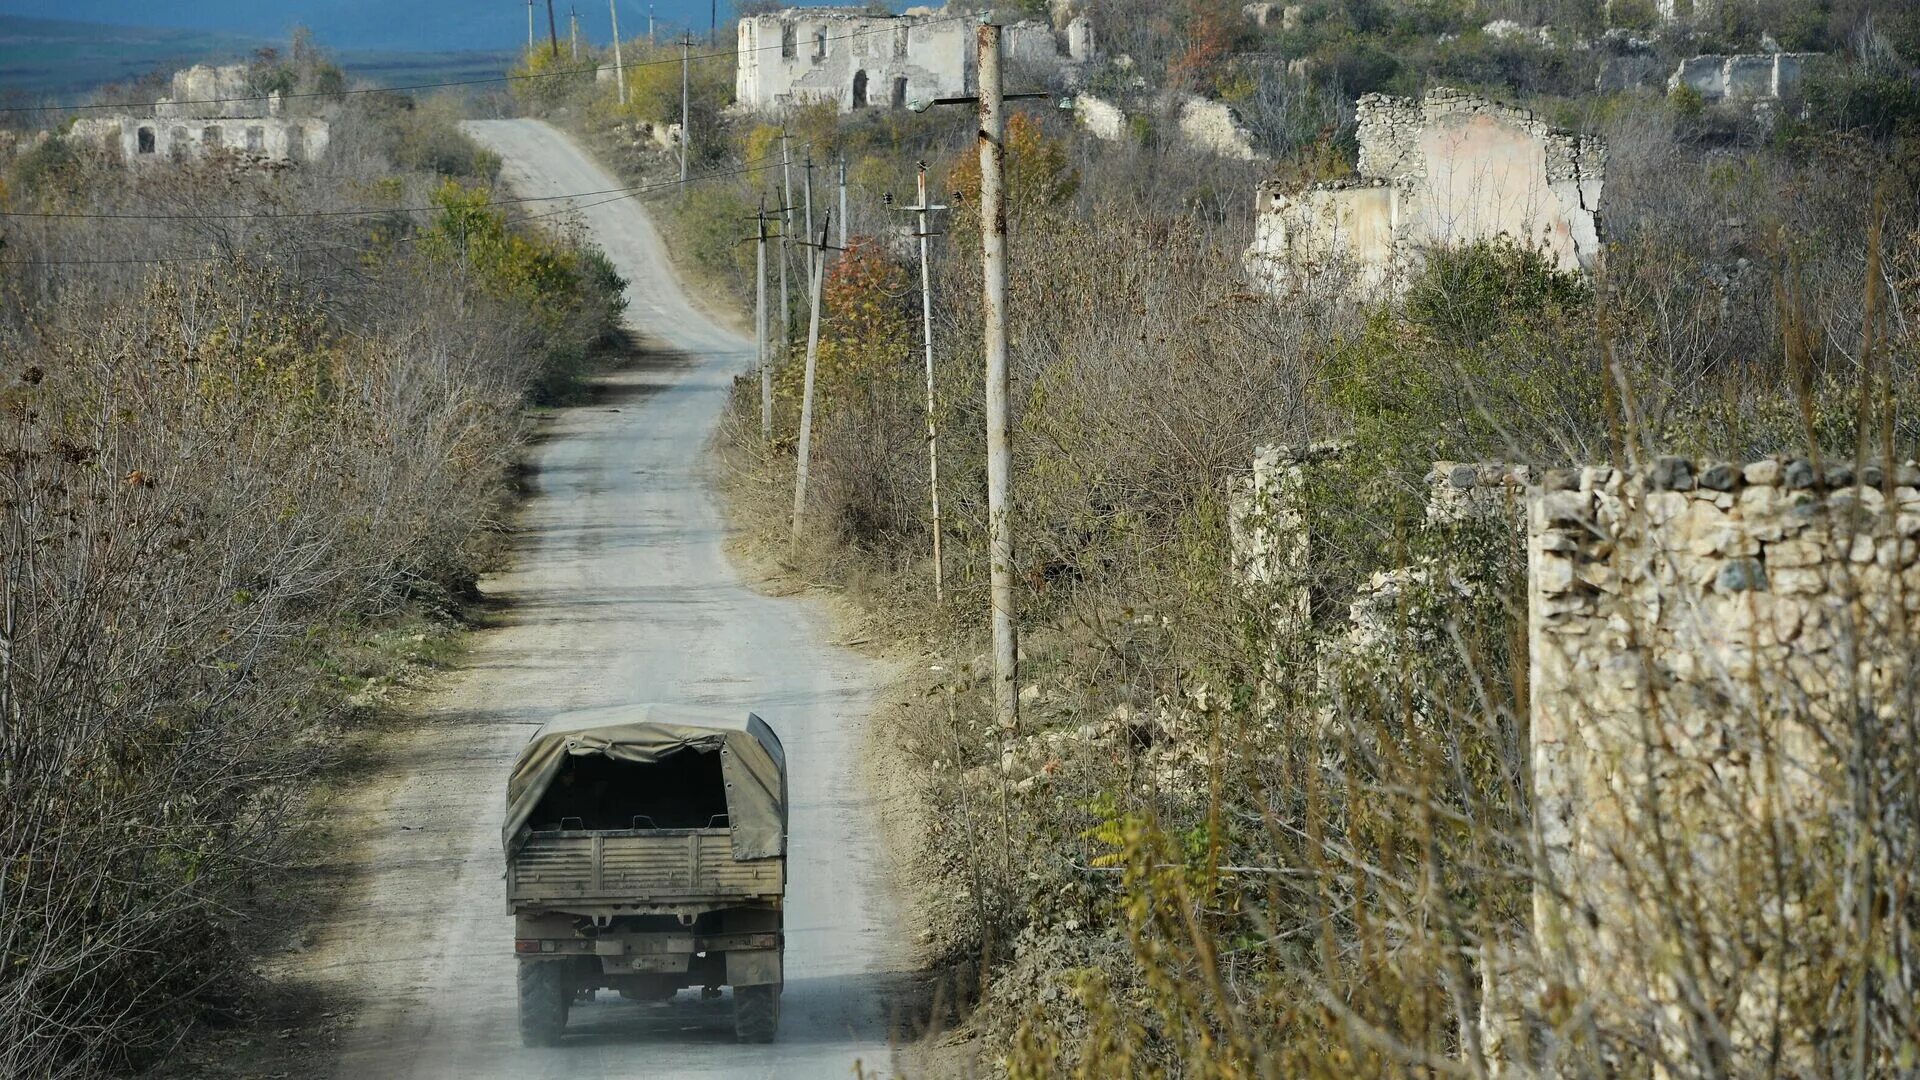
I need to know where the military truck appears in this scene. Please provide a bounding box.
[504,705,787,1046]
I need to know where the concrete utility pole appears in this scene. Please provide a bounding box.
[569,6,579,59]
[802,151,815,250]
[791,216,831,545]
[680,35,691,184]
[837,157,848,251]
[977,23,1018,732]
[757,198,772,442]
[608,0,626,104]
[893,165,950,602]
[779,134,793,347]
[648,3,655,45]
[527,0,535,53]
[547,0,561,55]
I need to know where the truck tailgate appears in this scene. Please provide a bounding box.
[508,827,782,906]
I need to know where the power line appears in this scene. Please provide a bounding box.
[0,15,967,115]
[0,154,791,265]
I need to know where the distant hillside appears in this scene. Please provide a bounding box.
[0,15,517,103]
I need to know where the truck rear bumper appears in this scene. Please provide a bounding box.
[513,931,783,980]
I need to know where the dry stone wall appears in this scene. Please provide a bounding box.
[1528,457,1920,1073]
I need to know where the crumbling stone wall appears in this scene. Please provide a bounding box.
[1247,87,1604,295]
[1528,457,1920,1072]
[735,10,1082,113]
[1668,52,1814,101]
[68,115,328,166]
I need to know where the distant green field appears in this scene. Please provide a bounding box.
[0,15,515,104]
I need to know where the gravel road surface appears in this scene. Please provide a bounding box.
[299,118,906,1080]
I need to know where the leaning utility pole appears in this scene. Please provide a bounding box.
[977,23,1018,731]
[791,216,831,545]
[546,0,561,55]
[680,35,691,184]
[837,157,848,251]
[893,165,950,602]
[756,198,772,442]
[608,0,626,104]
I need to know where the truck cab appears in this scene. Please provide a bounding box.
[503,706,787,1046]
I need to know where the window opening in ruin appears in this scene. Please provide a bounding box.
[137,127,156,154]
[169,127,189,162]
[781,21,795,59]
[246,126,265,152]
[813,30,826,62]
[287,125,305,163]
[891,76,908,109]
[529,748,730,832]
[202,126,222,148]
[893,27,908,59]
[852,70,868,108]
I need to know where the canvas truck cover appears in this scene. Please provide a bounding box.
[504,705,787,861]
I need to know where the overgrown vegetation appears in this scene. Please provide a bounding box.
[0,43,623,1078]
[578,0,1920,1074]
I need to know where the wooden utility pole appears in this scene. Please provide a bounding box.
[569,6,579,59]
[837,156,848,251]
[680,35,691,184]
[893,165,949,602]
[608,0,626,104]
[977,23,1018,731]
[791,216,831,545]
[756,198,772,442]
[546,0,561,55]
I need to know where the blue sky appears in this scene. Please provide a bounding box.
[0,1,825,51]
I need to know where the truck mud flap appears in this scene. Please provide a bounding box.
[725,947,782,987]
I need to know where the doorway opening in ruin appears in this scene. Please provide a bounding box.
[891,76,908,109]
[781,21,795,58]
[136,127,156,154]
[203,126,222,149]
[852,70,868,108]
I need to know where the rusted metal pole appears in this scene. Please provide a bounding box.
[977,22,1018,732]
[791,216,830,545]
[757,198,771,442]
[917,165,944,603]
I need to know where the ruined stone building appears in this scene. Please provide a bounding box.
[1245,88,1603,294]
[1669,51,1814,101]
[734,9,1094,113]
[67,63,330,167]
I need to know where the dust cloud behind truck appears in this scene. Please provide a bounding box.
[503,705,787,1045]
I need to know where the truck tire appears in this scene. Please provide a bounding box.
[732,984,780,1043]
[518,960,570,1047]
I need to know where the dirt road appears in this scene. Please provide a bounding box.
[297,118,907,1079]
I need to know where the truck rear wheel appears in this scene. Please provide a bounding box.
[732,983,780,1043]
[518,960,570,1046]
